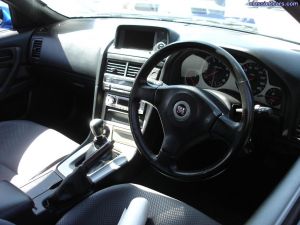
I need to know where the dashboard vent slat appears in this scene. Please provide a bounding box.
[126,63,142,78]
[105,59,126,76]
[294,122,300,140]
[31,39,43,61]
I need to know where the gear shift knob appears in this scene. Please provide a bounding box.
[89,118,104,138]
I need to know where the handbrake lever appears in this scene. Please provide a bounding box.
[44,141,114,210]
[82,140,114,171]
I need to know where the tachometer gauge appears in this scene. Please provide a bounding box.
[184,70,200,86]
[265,88,282,107]
[242,62,267,95]
[202,56,230,88]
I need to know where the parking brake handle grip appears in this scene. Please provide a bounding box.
[118,198,149,225]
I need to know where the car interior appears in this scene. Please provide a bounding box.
[0,0,300,225]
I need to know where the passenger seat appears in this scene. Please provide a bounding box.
[0,120,79,187]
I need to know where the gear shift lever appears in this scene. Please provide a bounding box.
[86,118,112,159]
[89,118,110,146]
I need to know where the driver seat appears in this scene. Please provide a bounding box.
[56,183,220,225]
[0,184,220,225]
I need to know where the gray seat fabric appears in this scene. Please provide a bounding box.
[57,183,220,225]
[0,219,15,225]
[0,120,79,187]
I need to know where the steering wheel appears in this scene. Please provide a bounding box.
[129,41,254,180]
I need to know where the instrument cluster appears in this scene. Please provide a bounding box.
[181,54,283,109]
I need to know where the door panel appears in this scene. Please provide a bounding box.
[0,30,34,121]
[0,47,21,99]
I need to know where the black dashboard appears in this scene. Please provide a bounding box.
[29,18,300,143]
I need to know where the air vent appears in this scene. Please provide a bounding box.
[31,39,43,61]
[126,63,142,78]
[105,59,126,76]
[294,122,300,140]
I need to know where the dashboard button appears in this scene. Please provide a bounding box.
[106,95,116,106]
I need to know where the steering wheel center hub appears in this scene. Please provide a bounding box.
[173,101,191,121]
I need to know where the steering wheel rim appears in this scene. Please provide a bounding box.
[129,41,254,181]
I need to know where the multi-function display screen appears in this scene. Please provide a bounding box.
[121,29,155,50]
[115,26,168,51]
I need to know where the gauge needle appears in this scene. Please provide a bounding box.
[211,71,217,87]
[207,71,217,86]
[205,71,217,78]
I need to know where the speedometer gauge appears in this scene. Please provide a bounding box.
[242,62,267,95]
[202,56,230,88]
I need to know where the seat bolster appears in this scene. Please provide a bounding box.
[0,164,16,184]
[0,219,15,225]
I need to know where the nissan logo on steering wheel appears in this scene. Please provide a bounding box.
[173,101,191,121]
[176,104,187,117]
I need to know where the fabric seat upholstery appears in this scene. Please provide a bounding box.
[0,184,220,225]
[57,183,220,225]
[0,120,79,187]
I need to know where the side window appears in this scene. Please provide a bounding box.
[0,1,12,30]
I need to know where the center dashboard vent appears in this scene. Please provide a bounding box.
[105,59,126,76]
[126,63,142,78]
[105,59,142,78]
[31,39,43,62]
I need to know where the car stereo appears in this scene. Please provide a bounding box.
[105,94,145,114]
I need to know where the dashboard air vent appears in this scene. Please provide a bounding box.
[31,39,43,61]
[126,63,142,78]
[105,59,126,76]
[294,122,300,140]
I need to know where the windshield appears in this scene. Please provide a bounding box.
[41,0,300,44]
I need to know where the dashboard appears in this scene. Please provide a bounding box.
[180,52,283,109]
[29,18,300,141]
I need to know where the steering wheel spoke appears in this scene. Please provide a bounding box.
[135,83,158,106]
[156,150,177,174]
[211,114,240,145]
[160,134,182,158]
[155,134,183,173]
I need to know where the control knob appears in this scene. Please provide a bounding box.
[154,42,166,51]
[106,95,116,106]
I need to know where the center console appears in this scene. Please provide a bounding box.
[101,25,169,149]
[55,25,169,186]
